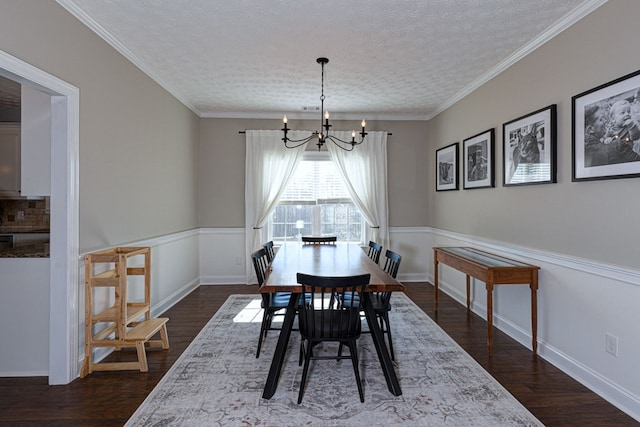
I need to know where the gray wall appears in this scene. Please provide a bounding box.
[428,0,640,269]
[198,118,428,228]
[0,0,200,252]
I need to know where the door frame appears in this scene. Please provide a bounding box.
[0,49,80,384]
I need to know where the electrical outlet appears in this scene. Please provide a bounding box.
[235,256,242,265]
[16,211,24,220]
[605,333,618,357]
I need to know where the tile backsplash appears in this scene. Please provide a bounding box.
[0,198,50,228]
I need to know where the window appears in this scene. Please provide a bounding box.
[271,154,363,243]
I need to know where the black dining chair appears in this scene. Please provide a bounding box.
[339,249,402,361]
[296,272,370,404]
[252,248,291,358]
[367,241,383,264]
[301,236,337,244]
[262,240,276,263]
[370,249,402,360]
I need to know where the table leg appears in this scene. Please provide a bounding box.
[486,283,493,356]
[363,293,402,396]
[466,275,470,310]
[434,257,439,310]
[262,292,299,399]
[531,272,538,355]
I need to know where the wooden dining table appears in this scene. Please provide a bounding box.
[259,241,406,399]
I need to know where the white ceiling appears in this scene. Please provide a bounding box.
[56,0,603,120]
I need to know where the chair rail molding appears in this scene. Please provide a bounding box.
[426,226,640,421]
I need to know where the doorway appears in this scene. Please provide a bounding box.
[0,50,79,384]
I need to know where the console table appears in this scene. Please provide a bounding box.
[433,247,540,356]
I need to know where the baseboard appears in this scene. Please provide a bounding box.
[428,228,640,422]
[0,370,48,377]
[199,275,247,285]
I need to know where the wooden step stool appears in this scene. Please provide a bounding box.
[81,247,171,377]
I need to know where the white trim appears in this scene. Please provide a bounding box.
[200,111,429,121]
[431,0,608,119]
[199,275,248,285]
[427,225,640,422]
[57,0,604,122]
[0,49,80,385]
[388,226,430,234]
[80,228,201,259]
[198,227,246,236]
[428,226,640,286]
[55,0,200,116]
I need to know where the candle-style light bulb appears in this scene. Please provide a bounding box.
[325,111,330,120]
[283,115,288,124]
[361,119,366,128]
[352,130,356,138]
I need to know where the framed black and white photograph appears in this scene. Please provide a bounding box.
[435,143,459,191]
[573,69,640,181]
[503,104,557,186]
[463,129,494,189]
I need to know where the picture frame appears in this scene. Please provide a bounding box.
[503,104,557,186]
[435,142,459,191]
[572,69,640,181]
[463,129,494,189]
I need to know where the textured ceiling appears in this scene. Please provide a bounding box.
[56,0,601,120]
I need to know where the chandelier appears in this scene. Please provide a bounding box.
[282,57,367,151]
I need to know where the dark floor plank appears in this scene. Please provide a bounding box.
[0,283,636,426]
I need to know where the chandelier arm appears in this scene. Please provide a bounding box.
[284,133,318,143]
[283,138,313,149]
[283,134,316,148]
[326,134,365,145]
[281,57,367,151]
[326,136,358,151]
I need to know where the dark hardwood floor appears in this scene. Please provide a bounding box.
[0,282,637,426]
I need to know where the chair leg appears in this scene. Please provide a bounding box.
[256,310,270,358]
[298,340,313,404]
[299,340,304,366]
[381,312,395,361]
[346,340,364,402]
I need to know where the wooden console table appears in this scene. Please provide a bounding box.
[433,247,540,356]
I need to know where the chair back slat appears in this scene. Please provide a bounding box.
[296,273,370,340]
[383,249,402,279]
[301,236,337,245]
[262,241,275,263]
[251,248,269,286]
[367,241,383,264]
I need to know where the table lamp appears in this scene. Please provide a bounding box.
[295,220,304,241]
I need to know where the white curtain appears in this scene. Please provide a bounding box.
[245,130,308,283]
[326,131,390,250]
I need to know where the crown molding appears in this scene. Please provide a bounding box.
[56,0,606,122]
[199,111,430,121]
[55,0,202,116]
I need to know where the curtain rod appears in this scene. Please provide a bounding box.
[238,131,392,135]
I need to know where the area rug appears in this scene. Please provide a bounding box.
[126,293,543,426]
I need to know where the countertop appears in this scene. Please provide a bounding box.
[0,227,50,234]
[0,242,49,258]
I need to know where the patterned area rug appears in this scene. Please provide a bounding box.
[126,293,542,426]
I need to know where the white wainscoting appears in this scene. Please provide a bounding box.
[77,229,201,372]
[7,225,639,421]
[93,226,640,420]
[199,228,247,284]
[426,228,640,422]
[197,226,432,285]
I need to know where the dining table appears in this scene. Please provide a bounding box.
[259,241,406,399]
